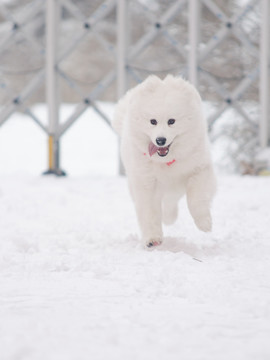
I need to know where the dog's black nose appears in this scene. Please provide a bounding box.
[156,137,166,146]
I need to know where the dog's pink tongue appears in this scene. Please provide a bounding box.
[148,142,158,157]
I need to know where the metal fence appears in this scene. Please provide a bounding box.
[0,0,269,174]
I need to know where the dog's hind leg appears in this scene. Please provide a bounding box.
[162,186,185,225]
[162,194,179,225]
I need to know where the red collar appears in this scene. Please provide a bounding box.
[143,153,176,166]
[166,159,176,166]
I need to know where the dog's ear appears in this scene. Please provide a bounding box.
[140,75,162,93]
[127,75,162,109]
[164,75,202,104]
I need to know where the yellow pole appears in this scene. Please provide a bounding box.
[48,135,54,170]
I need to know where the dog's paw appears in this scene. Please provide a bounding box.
[146,238,162,248]
[194,214,212,232]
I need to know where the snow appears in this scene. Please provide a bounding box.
[0,104,270,360]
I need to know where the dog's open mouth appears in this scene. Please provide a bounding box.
[148,142,171,157]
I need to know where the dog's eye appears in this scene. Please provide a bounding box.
[168,119,175,125]
[150,119,157,125]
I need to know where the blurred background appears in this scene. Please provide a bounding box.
[0,0,269,175]
[1,4,270,359]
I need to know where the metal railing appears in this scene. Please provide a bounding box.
[0,0,269,175]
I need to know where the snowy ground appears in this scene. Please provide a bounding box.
[0,105,270,360]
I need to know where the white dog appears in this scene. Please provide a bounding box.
[113,75,216,247]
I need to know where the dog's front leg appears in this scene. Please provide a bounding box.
[132,181,163,247]
[186,166,216,232]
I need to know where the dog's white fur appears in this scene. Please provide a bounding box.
[113,75,216,247]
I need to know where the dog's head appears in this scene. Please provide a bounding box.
[127,75,207,162]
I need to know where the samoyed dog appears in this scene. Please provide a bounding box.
[113,75,216,247]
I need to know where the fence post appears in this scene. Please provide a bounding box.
[259,0,270,148]
[44,0,65,176]
[188,0,200,88]
[117,0,128,175]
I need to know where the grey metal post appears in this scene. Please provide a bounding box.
[188,0,200,87]
[117,0,128,175]
[259,0,270,148]
[44,0,65,176]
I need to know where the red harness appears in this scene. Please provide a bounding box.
[166,159,176,166]
[143,153,176,166]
